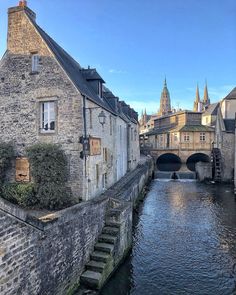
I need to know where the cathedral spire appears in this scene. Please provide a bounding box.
[203,80,210,106]
[158,78,171,117]
[193,84,202,112]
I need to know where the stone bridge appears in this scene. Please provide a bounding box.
[142,148,212,172]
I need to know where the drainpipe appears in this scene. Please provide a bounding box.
[82,94,87,176]
[234,113,236,194]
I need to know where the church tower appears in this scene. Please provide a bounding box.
[193,84,202,112]
[203,81,210,108]
[159,78,171,116]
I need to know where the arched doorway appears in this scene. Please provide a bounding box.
[156,153,182,171]
[186,153,210,171]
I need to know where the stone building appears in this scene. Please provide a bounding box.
[0,2,140,201]
[201,103,219,127]
[139,78,172,133]
[214,87,236,182]
[140,110,214,171]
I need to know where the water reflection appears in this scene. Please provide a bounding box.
[101,180,236,295]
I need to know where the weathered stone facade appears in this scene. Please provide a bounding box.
[0,156,153,295]
[0,3,140,201]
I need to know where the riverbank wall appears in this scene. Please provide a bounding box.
[0,156,154,295]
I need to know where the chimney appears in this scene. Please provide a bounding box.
[7,2,36,52]
[19,1,27,7]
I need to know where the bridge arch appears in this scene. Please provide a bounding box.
[186,153,210,171]
[156,153,182,171]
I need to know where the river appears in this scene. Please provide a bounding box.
[100,180,236,295]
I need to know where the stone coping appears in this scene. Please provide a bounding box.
[0,156,152,231]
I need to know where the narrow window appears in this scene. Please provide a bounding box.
[32,54,39,72]
[96,164,99,188]
[109,115,112,135]
[103,147,108,162]
[40,101,55,132]
[174,133,178,141]
[102,173,107,189]
[183,133,190,142]
[89,109,93,129]
[200,132,206,141]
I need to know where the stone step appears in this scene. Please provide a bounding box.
[80,270,102,289]
[99,234,117,244]
[91,251,110,263]
[102,226,119,235]
[106,208,122,218]
[86,260,106,273]
[105,221,121,228]
[94,242,114,254]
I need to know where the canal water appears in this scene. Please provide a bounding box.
[101,180,236,295]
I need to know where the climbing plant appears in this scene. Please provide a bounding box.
[0,142,14,183]
[26,143,74,209]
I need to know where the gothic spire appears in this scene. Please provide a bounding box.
[203,81,210,106]
[158,77,171,117]
[195,84,200,102]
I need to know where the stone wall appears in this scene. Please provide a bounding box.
[0,156,154,295]
[221,133,235,182]
[195,162,212,181]
[0,196,109,295]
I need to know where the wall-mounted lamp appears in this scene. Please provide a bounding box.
[98,110,106,127]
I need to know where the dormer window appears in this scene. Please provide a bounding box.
[98,81,102,98]
[32,53,39,72]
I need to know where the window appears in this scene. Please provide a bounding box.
[32,54,39,72]
[109,115,112,135]
[89,109,93,129]
[102,173,107,190]
[200,132,206,141]
[96,164,99,188]
[98,82,102,98]
[183,133,190,142]
[40,101,55,132]
[103,147,108,162]
[173,133,178,141]
[160,134,163,142]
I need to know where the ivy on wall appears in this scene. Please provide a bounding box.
[26,143,74,210]
[0,142,14,183]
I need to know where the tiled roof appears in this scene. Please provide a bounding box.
[224,87,236,100]
[27,12,116,115]
[179,125,215,132]
[203,103,219,116]
[81,68,105,83]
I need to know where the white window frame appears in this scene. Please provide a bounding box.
[40,101,56,133]
[200,132,206,141]
[183,133,190,142]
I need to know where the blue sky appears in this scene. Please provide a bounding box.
[0,0,235,115]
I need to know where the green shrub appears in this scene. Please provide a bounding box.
[0,142,14,182]
[0,183,37,207]
[37,183,73,210]
[26,144,68,183]
[26,143,73,210]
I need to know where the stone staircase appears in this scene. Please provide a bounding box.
[80,205,123,290]
[211,148,222,182]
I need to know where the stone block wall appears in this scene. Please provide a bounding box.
[0,196,109,295]
[0,156,154,295]
[195,162,212,181]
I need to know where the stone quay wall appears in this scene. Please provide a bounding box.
[0,156,154,295]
